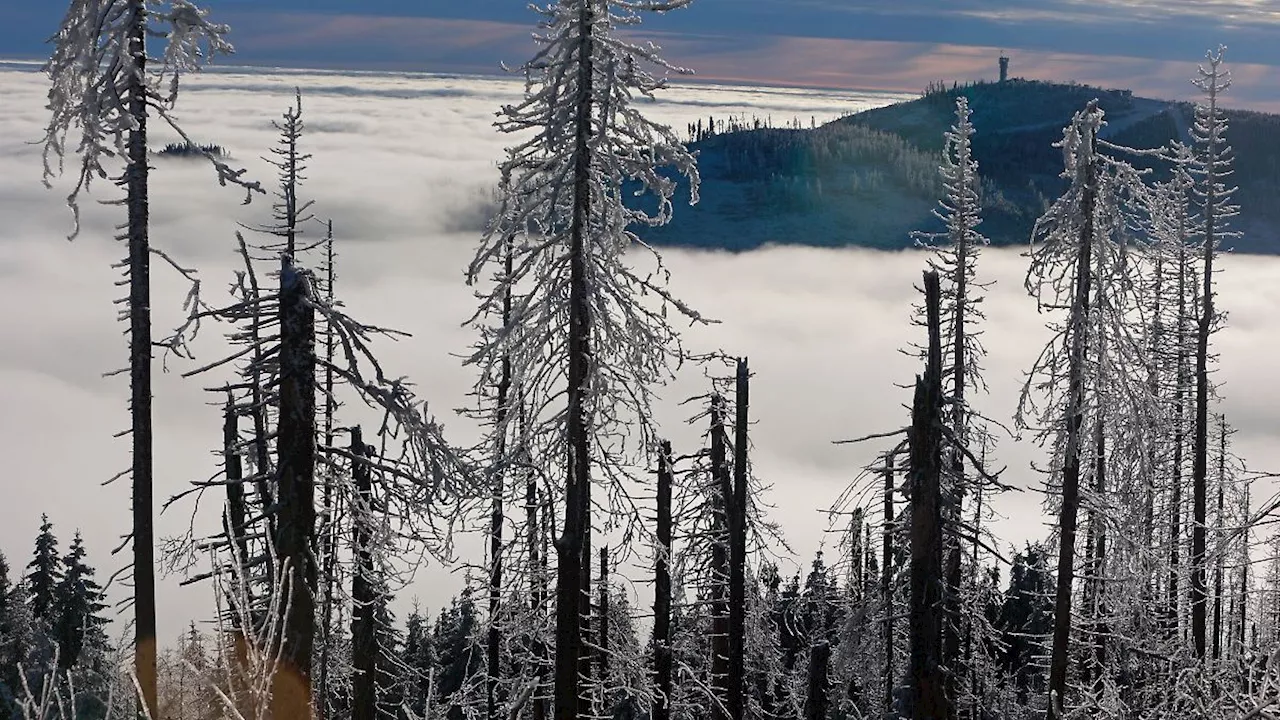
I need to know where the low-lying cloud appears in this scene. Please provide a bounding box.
[1,66,1276,646]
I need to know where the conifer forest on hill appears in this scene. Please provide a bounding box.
[4,1,1280,720]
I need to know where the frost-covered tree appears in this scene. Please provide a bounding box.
[1017,100,1154,718]
[42,2,261,713]
[1189,46,1239,662]
[52,533,109,672]
[465,1,702,717]
[25,516,62,626]
[911,96,997,710]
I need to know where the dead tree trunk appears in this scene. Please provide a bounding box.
[554,1,596,716]
[1212,415,1226,662]
[489,235,514,720]
[729,358,749,720]
[317,221,338,720]
[909,270,949,720]
[351,427,376,720]
[883,451,897,715]
[599,546,610,708]
[710,394,731,720]
[274,255,319,720]
[125,4,158,716]
[805,642,831,720]
[1047,107,1098,720]
[653,440,674,720]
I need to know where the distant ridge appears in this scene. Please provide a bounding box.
[645,79,1280,254]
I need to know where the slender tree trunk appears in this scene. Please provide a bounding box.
[489,236,513,720]
[528,455,548,720]
[126,4,157,716]
[1212,416,1226,662]
[1092,419,1108,691]
[943,161,970,711]
[351,428,376,720]
[274,255,318,720]
[318,221,337,720]
[223,402,251,610]
[653,441,674,720]
[1047,111,1097,720]
[883,451,896,716]
[710,394,731,720]
[599,546,609,708]
[1191,88,1220,662]
[554,1,595,717]
[223,401,252,714]
[730,359,749,720]
[805,642,831,720]
[1170,231,1188,639]
[909,270,949,720]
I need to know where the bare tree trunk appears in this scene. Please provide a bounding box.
[943,156,971,710]
[1212,415,1226,662]
[490,235,513,720]
[1191,86,1221,662]
[653,440,674,720]
[223,401,252,714]
[730,359,749,720]
[1169,239,1186,637]
[599,546,609,709]
[710,394,731,720]
[554,1,596,717]
[909,270,949,720]
[1092,419,1108,691]
[1047,108,1097,720]
[883,451,896,716]
[529,458,548,720]
[351,427,375,720]
[805,642,831,720]
[317,221,337,720]
[274,255,318,720]
[125,4,158,716]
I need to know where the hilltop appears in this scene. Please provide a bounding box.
[644,79,1280,254]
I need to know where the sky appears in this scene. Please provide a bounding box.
[4,1,1280,108]
[2,65,1280,650]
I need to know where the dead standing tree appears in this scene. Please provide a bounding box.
[908,270,949,720]
[42,2,261,715]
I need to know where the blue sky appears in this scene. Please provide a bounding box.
[5,1,1280,106]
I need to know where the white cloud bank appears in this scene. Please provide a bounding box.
[0,66,1276,645]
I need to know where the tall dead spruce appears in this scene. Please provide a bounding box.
[42,2,261,715]
[466,1,702,718]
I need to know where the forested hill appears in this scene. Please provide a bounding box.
[644,79,1280,254]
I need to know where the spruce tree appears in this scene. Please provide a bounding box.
[53,532,109,671]
[26,515,62,624]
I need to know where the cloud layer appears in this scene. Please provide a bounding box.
[2,66,1277,646]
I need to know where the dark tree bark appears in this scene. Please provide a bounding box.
[730,359,749,720]
[125,4,157,716]
[554,1,596,717]
[1047,107,1098,720]
[1212,415,1226,662]
[223,402,251,610]
[274,255,319,720]
[490,235,513,720]
[317,221,338,720]
[709,394,731,720]
[1191,83,1223,661]
[1091,420,1108,690]
[351,427,376,720]
[909,270,950,720]
[529,460,549,720]
[882,451,897,715]
[599,545,609,704]
[1169,235,1188,637]
[943,156,971,707]
[805,642,831,720]
[653,440,674,720]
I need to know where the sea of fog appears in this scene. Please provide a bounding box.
[1,65,1277,644]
